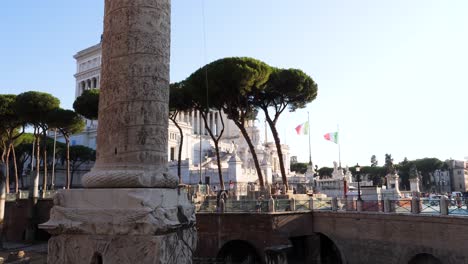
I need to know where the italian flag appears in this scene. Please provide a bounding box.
[295,121,309,135]
[324,132,338,144]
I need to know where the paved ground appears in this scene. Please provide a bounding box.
[0,242,47,264]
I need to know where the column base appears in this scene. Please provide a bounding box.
[47,230,196,264]
[40,188,196,263]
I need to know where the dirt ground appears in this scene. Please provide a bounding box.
[0,243,47,264]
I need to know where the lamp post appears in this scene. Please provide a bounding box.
[356,163,362,202]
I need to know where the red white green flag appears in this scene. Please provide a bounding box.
[295,121,309,135]
[324,132,338,144]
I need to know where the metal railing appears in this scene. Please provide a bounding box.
[6,190,56,201]
[198,199,218,213]
[392,199,412,214]
[420,198,441,215]
[448,198,468,216]
[6,189,468,218]
[274,199,291,212]
[295,199,311,211]
[195,196,468,217]
[313,198,332,211]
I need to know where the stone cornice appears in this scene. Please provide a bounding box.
[73,43,102,59]
[74,68,101,80]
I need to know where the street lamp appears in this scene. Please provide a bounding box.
[356,163,362,201]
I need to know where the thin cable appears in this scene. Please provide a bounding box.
[199,0,210,185]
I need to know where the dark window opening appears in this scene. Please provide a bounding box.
[170,147,175,161]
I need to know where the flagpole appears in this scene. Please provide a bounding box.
[308,112,312,165]
[338,124,341,169]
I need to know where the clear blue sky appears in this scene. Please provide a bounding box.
[1,1,467,168]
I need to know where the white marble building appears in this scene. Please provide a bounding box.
[315,162,372,198]
[64,42,291,190]
[447,159,468,192]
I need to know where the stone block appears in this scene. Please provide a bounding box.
[47,230,196,264]
[40,188,195,236]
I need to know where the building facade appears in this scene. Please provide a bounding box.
[447,159,468,192]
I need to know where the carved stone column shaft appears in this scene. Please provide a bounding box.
[82,0,177,188]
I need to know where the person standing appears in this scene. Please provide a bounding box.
[256,195,264,212]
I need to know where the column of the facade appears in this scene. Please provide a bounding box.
[191,111,195,134]
[199,110,204,135]
[216,112,221,136]
[206,112,210,134]
[198,111,201,135]
[194,111,197,134]
[213,112,218,136]
[179,111,185,123]
[210,112,214,134]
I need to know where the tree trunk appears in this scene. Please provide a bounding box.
[10,144,19,194]
[25,130,40,242]
[169,113,185,185]
[233,120,264,188]
[33,133,40,200]
[213,140,224,190]
[1,142,5,163]
[66,137,70,189]
[19,156,25,190]
[41,130,47,197]
[200,111,225,190]
[173,120,184,184]
[70,170,75,189]
[265,115,288,190]
[0,162,6,249]
[51,128,57,190]
[5,146,10,194]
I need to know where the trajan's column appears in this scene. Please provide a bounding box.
[40,1,196,263]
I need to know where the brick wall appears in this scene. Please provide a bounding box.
[4,199,54,242]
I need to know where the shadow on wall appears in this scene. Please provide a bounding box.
[217,240,261,264]
[408,253,442,264]
[319,233,343,264]
[90,252,103,264]
[274,234,344,264]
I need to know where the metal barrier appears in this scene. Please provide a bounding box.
[127,195,468,216]
[391,199,412,214]
[198,199,218,213]
[359,200,382,212]
[420,198,441,215]
[295,199,311,211]
[5,190,56,201]
[275,199,291,212]
[313,198,332,211]
[224,200,257,212]
[448,198,468,216]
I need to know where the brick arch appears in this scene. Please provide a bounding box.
[399,248,446,264]
[315,232,346,264]
[217,239,261,263]
[407,253,442,264]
